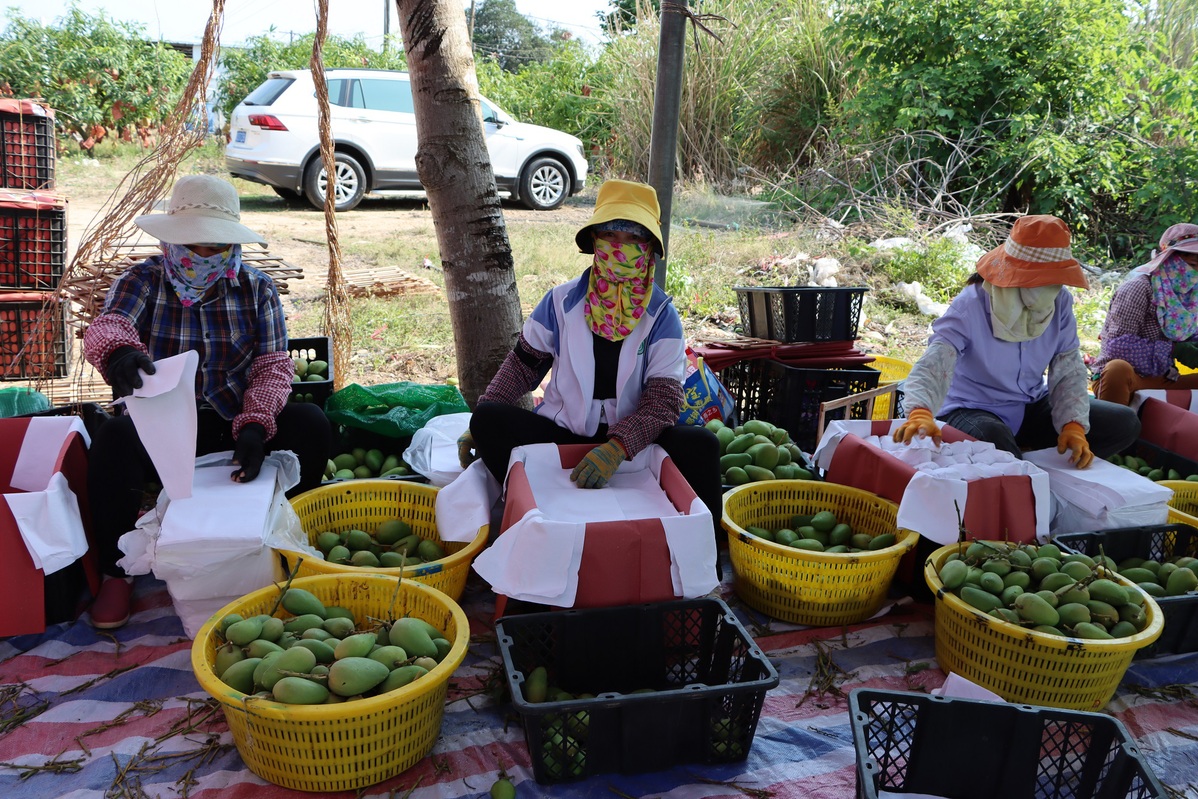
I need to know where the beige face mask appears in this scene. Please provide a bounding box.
[983,282,1061,342]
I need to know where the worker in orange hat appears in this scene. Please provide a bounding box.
[892,215,1140,466]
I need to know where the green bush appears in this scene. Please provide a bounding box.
[868,238,973,304]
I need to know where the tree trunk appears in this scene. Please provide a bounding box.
[395,0,524,409]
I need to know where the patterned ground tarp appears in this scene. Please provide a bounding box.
[1,569,1196,799]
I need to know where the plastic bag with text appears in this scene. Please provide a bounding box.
[677,347,736,426]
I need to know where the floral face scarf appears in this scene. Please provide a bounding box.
[161,244,242,307]
[983,281,1060,342]
[1150,252,1198,342]
[584,238,655,341]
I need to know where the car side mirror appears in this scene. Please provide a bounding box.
[484,114,505,128]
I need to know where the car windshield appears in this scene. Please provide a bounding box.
[242,77,293,107]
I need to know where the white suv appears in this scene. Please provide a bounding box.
[226,68,588,212]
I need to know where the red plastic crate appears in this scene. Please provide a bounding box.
[0,99,56,191]
[0,292,70,380]
[0,190,67,290]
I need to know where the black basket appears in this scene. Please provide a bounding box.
[322,422,427,483]
[288,336,333,407]
[1054,523,1198,658]
[0,295,70,380]
[0,108,55,191]
[496,597,779,784]
[1121,439,1198,481]
[850,688,1166,799]
[717,358,880,453]
[733,286,867,343]
[16,402,111,440]
[0,200,66,290]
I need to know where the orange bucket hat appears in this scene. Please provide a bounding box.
[975,215,1088,289]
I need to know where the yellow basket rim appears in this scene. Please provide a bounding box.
[282,480,489,576]
[1159,479,1198,491]
[721,479,916,561]
[923,542,1165,653]
[189,573,469,721]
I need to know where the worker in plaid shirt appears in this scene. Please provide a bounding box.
[1091,223,1198,405]
[81,176,331,629]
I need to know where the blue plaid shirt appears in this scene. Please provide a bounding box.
[86,256,291,429]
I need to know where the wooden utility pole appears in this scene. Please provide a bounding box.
[647,0,688,286]
[468,0,476,41]
[383,0,390,44]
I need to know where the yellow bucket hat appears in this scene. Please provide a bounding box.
[575,179,665,257]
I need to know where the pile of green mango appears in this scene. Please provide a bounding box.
[212,586,453,705]
[742,509,896,553]
[290,357,329,404]
[933,540,1189,640]
[1107,453,1198,482]
[314,519,446,569]
[1094,553,1198,599]
[324,446,413,481]
[710,417,813,485]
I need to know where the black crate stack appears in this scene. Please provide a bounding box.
[711,286,879,453]
[0,99,69,381]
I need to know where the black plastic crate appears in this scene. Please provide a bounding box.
[288,336,333,407]
[1120,439,1198,481]
[496,597,779,784]
[0,104,55,190]
[850,688,1166,799]
[1054,523,1198,658]
[718,358,880,453]
[16,402,111,440]
[733,286,867,343]
[323,422,427,483]
[0,294,69,380]
[0,196,66,290]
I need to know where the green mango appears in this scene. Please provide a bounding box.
[388,617,439,658]
[220,657,263,694]
[328,657,390,697]
[281,588,327,618]
[272,676,330,704]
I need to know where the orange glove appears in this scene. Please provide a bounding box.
[570,439,627,489]
[892,408,942,446]
[1057,421,1093,469]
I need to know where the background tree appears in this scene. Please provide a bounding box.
[599,0,661,33]
[396,0,525,408]
[470,0,554,71]
[0,5,190,148]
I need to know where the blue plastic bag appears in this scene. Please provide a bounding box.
[677,347,736,426]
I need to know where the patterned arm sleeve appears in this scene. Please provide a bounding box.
[898,340,958,416]
[233,279,291,440]
[607,376,684,458]
[479,334,552,405]
[83,314,146,381]
[1048,349,1091,433]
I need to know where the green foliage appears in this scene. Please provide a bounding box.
[600,0,846,182]
[600,0,661,33]
[215,32,406,118]
[475,40,613,150]
[470,0,557,71]
[0,4,191,139]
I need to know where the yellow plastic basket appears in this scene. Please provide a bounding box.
[191,573,469,793]
[924,543,1164,711]
[285,479,486,601]
[867,355,912,420]
[1160,480,1198,520]
[721,480,918,626]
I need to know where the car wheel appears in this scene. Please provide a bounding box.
[518,157,569,211]
[303,152,366,212]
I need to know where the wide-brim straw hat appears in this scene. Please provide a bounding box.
[1137,222,1198,274]
[975,215,1087,289]
[135,174,267,246]
[575,179,665,257]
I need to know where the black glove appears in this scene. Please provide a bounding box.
[231,423,267,483]
[1174,341,1198,370]
[107,346,156,399]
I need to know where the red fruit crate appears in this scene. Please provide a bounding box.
[0,100,56,191]
[0,191,67,291]
[0,292,70,380]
